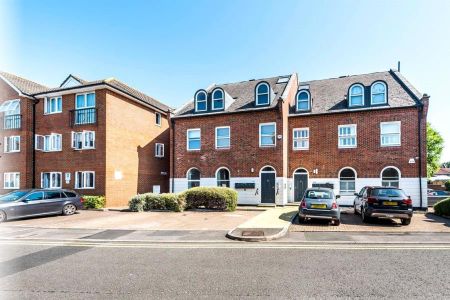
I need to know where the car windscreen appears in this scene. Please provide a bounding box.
[305,190,332,199]
[0,191,28,202]
[371,188,407,198]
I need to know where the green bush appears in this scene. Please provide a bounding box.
[143,193,185,212]
[128,194,145,212]
[184,187,237,211]
[82,195,106,209]
[434,198,450,216]
[445,181,450,191]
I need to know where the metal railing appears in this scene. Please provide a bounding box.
[70,108,97,126]
[3,114,21,130]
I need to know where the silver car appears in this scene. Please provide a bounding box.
[0,189,84,222]
[298,188,341,225]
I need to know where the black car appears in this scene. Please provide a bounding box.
[0,189,84,222]
[353,186,413,225]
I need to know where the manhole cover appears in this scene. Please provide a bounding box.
[242,230,264,236]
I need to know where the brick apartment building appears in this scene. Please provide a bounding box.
[0,72,170,206]
[170,70,429,208]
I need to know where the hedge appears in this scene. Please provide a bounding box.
[143,193,185,212]
[83,195,106,209]
[184,187,237,211]
[129,194,146,212]
[434,197,450,217]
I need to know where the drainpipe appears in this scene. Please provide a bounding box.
[31,99,37,188]
[171,116,175,193]
[418,104,423,209]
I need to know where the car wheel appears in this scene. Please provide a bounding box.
[353,203,358,215]
[333,219,340,226]
[62,203,77,216]
[401,218,411,226]
[0,210,7,222]
[298,216,305,224]
[361,208,370,223]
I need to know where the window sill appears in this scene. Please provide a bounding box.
[155,155,165,158]
[74,148,96,151]
[380,144,401,148]
[338,146,357,149]
[4,187,19,190]
[4,151,20,153]
[293,148,309,151]
[75,187,95,190]
[38,150,63,152]
[215,147,230,150]
[44,112,62,115]
[187,149,201,152]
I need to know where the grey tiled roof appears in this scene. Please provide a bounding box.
[174,75,291,117]
[290,70,422,115]
[0,71,49,95]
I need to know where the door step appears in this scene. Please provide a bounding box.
[257,204,277,208]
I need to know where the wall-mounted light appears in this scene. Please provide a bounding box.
[114,170,123,180]
[251,168,254,173]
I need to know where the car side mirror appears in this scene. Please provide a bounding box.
[22,199,29,203]
[354,193,359,196]
[336,195,341,199]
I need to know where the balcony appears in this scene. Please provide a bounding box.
[2,114,21,130]
[70,108,97,126]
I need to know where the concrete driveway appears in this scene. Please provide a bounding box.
[0,209,262,231]
[290,208,450,232]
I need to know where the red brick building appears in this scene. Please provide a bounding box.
[171,70,429,208]
[0,72,170,206]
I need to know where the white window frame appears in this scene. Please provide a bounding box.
[44,96,62,114]
[187,168,201,189]
[187,128,201,151]
[75,171,95,189]
[339,167,357,195]
[215,126,230,149]
[41,172,62,189]
[4,136,20,153]
[216,167,230,187]
[0,99,20,114]
[349,84,364,107]
[155,112,162,126]
[75,92,96,109]
[71,131,95,150]
[195,91,207,112]
[212,89,224,110]
[371,81,387,105]
[259,122,276,147]
[35,133,62,152]
[255,82,270,106]
[381,166,401,188]
[338,124,357,149]
[4,172,20,189]
[293,128,309,150]
[155,143,164,157]
[380,121,401,147]
[296,90,311,111]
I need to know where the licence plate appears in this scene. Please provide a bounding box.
[383,201,398,206]
[311,204,327,209]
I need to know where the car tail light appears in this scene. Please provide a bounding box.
[402,198,412,205]
[80,197,85,203]
[331,201,338,209]
[300,200,306,208]
[367,197,378,204]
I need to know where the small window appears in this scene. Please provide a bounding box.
[256,82,270,106]
[195,91,207,112]
[155,143,164,157]
[293,128,309,150]
[187,168,200,189]
[259,122,276,147]
[371,82,387,104]
[45,191,62,199]
[155,112,162,126]
[381,167,400,187]
[296,90,310,111]
[212,89,224,110]
[216,168,230,187]
[187,129,201,150]
[0,99,20,114]
[35,133,62,152]
[41,172,62,189]
[72,131,95,150]
[215,126,230,149]
[4,172,20,189]
[25,192,44,201]
[4,136,20,153]
[75,171,95,189]
[339,168,356,195]
[44,97,62,114]
[338,124,357,148]
[349,84,364,107]
[380,121,401,146]
[64,191,77,198]
[75,92,95,109]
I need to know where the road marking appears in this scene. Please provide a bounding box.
[1,240,450,250]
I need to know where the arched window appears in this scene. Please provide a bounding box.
[349,84,364,107]
[216,168,230,187]
[187,168,200,188]
[296,90,310,111]
[212,89,224,110]
[339,168,356,195]
[381,167,400,187]
[195,90,207,112]
[261,166,275,173]
[371,82,387,104]
[256,82,270,106]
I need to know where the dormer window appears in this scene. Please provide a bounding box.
[371,82,387,105]
[195,90,207,112]
[255,82,270,106]
[296,90,310,111]
[212,89,224,110]
[349,84,364,107]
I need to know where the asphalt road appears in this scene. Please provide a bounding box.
[0,241,449,299]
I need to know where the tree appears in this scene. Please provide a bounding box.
[427,123,444,178]
[442,161,450,168]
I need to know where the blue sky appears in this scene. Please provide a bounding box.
[1,0,450,161]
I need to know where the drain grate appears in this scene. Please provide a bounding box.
[242,230,264,237]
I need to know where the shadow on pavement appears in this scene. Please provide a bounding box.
[424,213,450,228]
[295,211,401,227]
[279,211,297,222]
